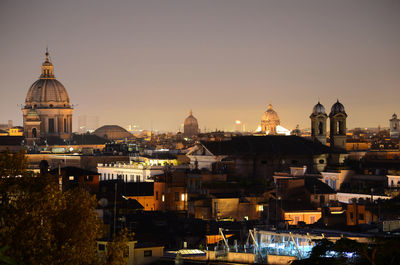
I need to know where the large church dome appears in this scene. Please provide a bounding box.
[183,110,199,138]
[184,111,198,127]
[262,104,280,123]
[25,51,70,108]
[260,104,280,134]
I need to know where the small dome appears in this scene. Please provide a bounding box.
[330,100,346,116]
[262,104,280,122]
[312,102,326,115]
[94,125,133,140]
[392,113,398,119]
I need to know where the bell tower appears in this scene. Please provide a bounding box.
[310,102,327,145]
[390,113,400,138]
[329,100,347,150]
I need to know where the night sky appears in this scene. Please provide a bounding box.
[1,0,399,132]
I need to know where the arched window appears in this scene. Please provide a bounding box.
[32,128,37,138]
[318,121,323,135]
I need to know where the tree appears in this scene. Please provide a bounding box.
[0,150,103,265]
[104,228,135,265]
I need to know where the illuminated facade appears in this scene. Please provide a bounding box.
[22,51,73,145]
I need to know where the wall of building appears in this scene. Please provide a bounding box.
[134,246,164,265]
[346,204,377,226]
[284,211,321,225]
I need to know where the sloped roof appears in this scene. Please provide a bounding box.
[49,166,99,176]
[201,135,334,156]
[304,177,336,194]
[100,181,155,196]
[0,136,24,146]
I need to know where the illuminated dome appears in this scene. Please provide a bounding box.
[261,104,280,134]
[25,51,70,108]
[183,110,199,138]
[94,125,133,140]
[262,104,280,124]
[330,100,346,116]
[312,102,326,115]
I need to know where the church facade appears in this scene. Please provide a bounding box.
[22,51,73,145]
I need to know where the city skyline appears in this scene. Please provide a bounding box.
[1,0,399,132]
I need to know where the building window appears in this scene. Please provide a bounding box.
[359,213,364,220]
[48,118,55,133]
[64,118,67,133]
[156,191,159,200]
[144,250,152,257]
[350,212,354,220]
[32,128,37,138]
[175,192,179,201]
[98,244,105,251]
[162,194,165,202]
[181,193,185,201]
[310,216,315,223]
[69,176,74,181]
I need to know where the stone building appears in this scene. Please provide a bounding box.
[390,113,400,139]
[22,50,73,145]
[310,102,328,145]
[329,100,347,150]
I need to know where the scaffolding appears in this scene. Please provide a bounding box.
[253,229,323,261]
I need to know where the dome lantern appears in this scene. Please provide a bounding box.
[40,49,55,79]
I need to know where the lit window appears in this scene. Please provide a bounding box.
[181,193,185,201]
[310,216,315,223]
[69,176,74,181]
[162,194,165,202]
[258,205,263,211]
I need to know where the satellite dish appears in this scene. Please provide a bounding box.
[99,198,108,207]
